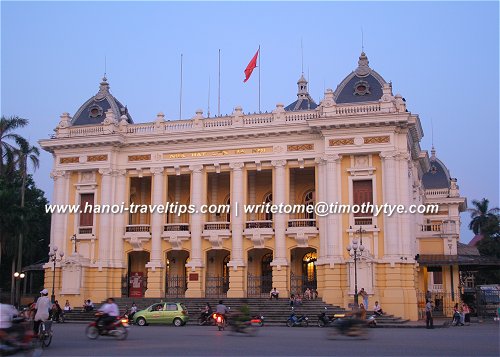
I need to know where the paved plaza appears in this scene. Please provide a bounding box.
[40,322,499,357]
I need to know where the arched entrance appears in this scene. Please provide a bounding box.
[126,251,149,298]
[165,250,189,297]
[290,247,317,296]
[247,248,273,297]
[205,249,230,297]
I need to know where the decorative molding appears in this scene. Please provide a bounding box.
[229,162,244,170]
[189,164,204,173]
[60,156,79,164]
[164,147,272,160]
[273,145,285,154]
[128,154,151,162]
[50,170,68,180]
[379,151,399,160]
[150,167,164,175]
[324,154,342,163]
[364,136,390,144]
[271,159,286,168]
[87,154,108,162]
[287,144,314,152]
[329,138,354,146]
[98,168,113,176]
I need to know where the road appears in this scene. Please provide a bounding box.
[40,323,499,357]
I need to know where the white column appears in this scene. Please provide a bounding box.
[50,170,68,252]
[248,171,256,221]
[315,158,327,261]
[229,162,245,267]
[111,170,126,267]
[188,165,204,268]
[149,167,164,266]
[174,175,181,223]
[210,174,218,221]
[325,154,342,259]
[380,151,398,258]
[398,154,411,257]
[98,168,113,267]
[271,160,287,266]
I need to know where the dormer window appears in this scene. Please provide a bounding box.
[89,105,103,118]
[353,80,371,96]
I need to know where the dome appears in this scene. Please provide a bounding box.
[333,52,386,104]
[285,74,318,111]
[422,147,452,189]
[71,77,133,126]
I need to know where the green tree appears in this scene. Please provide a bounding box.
[468,198,499,235]
[0,115,29,175]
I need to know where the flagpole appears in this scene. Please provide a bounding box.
[207,76,211,118]
[258,45,261,113]
[179,53,183,120]
[218,49,221,116]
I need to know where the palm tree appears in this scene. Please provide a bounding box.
[0,116,29,175]
[468,198,500,235]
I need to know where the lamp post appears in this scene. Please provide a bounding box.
[350,225,366,246]
[49,246,64,303]
[347,238,364,307]
[13,271,25,308]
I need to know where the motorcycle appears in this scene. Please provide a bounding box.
[229,320,258,336]
[0,317,42,357]
[367,314,377,328]
[286,309,309,327]
[317,308,337,327]
[213,313,228,331]
[250,315,264,327]
[327,316,369,339]
[198,313,215,326]
[85,312,129,340]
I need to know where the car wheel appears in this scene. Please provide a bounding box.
[86,326,99,340]
[136,317,147,326]
[173,318,183,327]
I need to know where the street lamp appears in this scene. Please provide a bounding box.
[13,272,26,308]
[350,225,366,246]
[346,238,364,307]
[49,246,64,303]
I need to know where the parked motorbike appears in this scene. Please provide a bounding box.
[0,317,42,357]
[286,309,309,327]
[317,307,337,327]
[85,313,129,340]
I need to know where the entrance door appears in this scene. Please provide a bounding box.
[127,251,149,297]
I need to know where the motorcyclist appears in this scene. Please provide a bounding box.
[200,303,213,322]
[0,299,22,343]
[232,303,251,332]
[97,297,120,330]
[215,300,229,321]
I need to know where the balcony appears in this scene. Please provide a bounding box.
[353,217,373,226]
[244,220,274,249]
[78,226,94,235]
[286,219,318,247]
[202,222,231,249]
[419,223,442,238]
[123,224,151,251]
[162,224,190,250]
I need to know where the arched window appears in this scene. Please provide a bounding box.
[303,190,315,222]
[263,192,273,221]
[302,252,317,283]
[261,253,273,277]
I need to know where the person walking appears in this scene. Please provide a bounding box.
[425,299,434,329]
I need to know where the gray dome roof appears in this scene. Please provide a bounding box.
[334,52,386,104]
[422,148,451,189]
[71,77,133,126]
[285,74,318,111]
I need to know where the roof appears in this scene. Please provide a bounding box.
[333,52,386,104]
[71,77,133,126]
[285,74,318,112]
[468,234,484,247]
[422,147,452,189]
[417,254,500,266]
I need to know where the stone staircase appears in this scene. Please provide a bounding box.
[63,297,409,327]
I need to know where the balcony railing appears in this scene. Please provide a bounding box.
[125,224,151,233]
[204,222,230,230]
[425,188,449,197]
[430,284,443,292]
[245,220,273,229]
[421,223,442,232]
[78,226,93,235]
[164,223,190,232]
[288,219,317,228]
[354,217,373,226]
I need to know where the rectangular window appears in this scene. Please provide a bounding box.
[432,271,443,285]
[353,179,373,216]
[79,193,94,227]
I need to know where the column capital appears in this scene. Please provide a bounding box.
[379,150,398,160]
[229,162,244,171]
[271,159,286,168]
[50,170,68,180]
[323,154,342,163]
[189,164,204,173]
[150,167,165,176]
[112,169,127,177]
[98,168,113,176]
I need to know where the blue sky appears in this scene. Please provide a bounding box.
[1,1,499,242]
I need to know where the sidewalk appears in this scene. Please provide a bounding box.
[379,317,499,328]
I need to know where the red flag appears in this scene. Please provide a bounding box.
[243,49,259,83]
